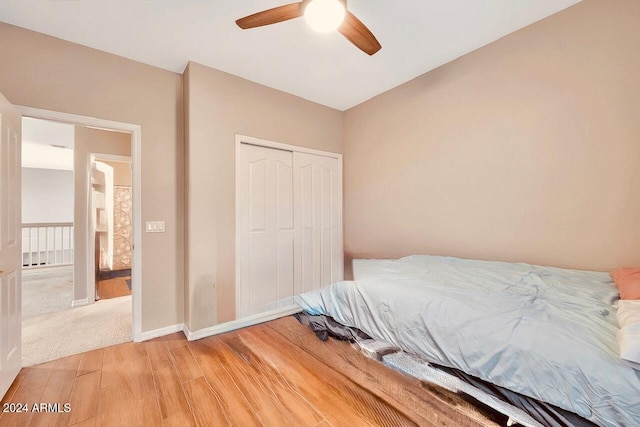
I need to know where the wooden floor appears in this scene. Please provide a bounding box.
[96,276,131,300]
[1,316,500,427]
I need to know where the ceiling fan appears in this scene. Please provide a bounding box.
[236,0,381,56]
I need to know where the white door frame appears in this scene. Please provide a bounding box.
[88,153,132,306]
[17,106,143,342]
[235,134,343,320]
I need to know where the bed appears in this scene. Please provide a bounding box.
[295,255,640,427]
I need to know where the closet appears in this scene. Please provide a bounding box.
[237,139,342,318]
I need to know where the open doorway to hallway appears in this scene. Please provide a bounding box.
[20,117,134,367]
[92,156,133,300]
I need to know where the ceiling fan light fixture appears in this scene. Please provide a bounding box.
[304,0,346,33]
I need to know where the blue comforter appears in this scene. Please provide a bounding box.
[296,256,640,427]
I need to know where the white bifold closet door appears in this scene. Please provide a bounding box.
[237,143,341,318]
[293,152,341,295]
[237,144,295,318]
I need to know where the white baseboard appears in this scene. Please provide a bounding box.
[184,305,303,341]
[71,298,89,308]
[139,323,185,342]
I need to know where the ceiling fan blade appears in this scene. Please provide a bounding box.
[236,3,303,29]
[338,11,381,56]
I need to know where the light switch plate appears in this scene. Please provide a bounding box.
[146,221,165,233]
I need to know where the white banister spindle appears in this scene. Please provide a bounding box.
[45,227,49,265]
[53,227,57,264]
[60,226,64,263]
[37,227,41,266]
[29,227,34,267]
[22,222,74,269]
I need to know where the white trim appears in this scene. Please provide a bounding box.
[184,306,303,342]
[236,134,343,159]
[93,154,132,164]
[234,141,242,320]
[71,298,89,308]
[140,323,185,342]
[131,125,142,342]
[337,155,344,281]
[17,106,144,343]
[87,153,132,308]
[234,134,344,319]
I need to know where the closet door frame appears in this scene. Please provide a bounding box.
[235,135,343,320]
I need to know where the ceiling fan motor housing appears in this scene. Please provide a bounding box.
[301,0,348,13]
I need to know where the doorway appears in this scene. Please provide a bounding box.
[19,118,138,366]
[16,106,143,367]
[91,155,133,301]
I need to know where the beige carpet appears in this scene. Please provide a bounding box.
[22,266,74,321]
[22,266,132,367]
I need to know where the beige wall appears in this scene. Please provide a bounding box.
[74,127,130,302]
[343,0,640,275]
[102,160,132,187]
[4,0,637,333]
[0,23,184,332]
[184,62,343,330]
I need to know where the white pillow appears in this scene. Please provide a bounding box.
[616,300,640,369]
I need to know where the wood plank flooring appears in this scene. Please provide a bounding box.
[96,277,131,300]
[1,316,501,427]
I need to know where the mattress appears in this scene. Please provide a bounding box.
[296,255,640,427]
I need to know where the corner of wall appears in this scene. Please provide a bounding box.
[182,62,192,331]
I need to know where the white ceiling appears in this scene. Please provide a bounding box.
[0,0,581,111]
[22,117,74,171]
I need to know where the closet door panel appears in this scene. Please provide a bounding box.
[276,160,294,306]
[238,140,342,320]
[248,160,267,232]
[238,144,294,318]
[293,153,341,295]
[294,160,312,294]
[320,166,334,288]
